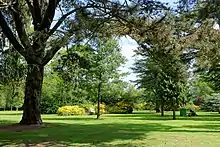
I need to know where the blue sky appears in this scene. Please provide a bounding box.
[119,0,178,83]
[118,36,138,83]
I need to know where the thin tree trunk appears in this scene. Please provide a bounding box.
[155,99,160,113]
[161,100,164,116]
[96,72,102,119]
[172,98,176,120]
[20,64,44,125]
[10,106,12,111]
[96,82,101,119]
[173,108,176,120]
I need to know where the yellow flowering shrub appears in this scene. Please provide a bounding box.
[185,103,200,111]
[57,106,85,116]
[95,104,106,114]
[134,103,145,110]
[107,101,133,114]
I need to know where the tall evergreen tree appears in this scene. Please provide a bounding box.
[133,15,190,119]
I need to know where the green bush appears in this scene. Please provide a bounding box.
[134,103,145,110]
[41,96,59,114]
[57,106,85,116]
[107,101,133,114]
[134,102,155,111]
[185,103,200,111]
[201,98,220,112]
[143,102,155,110]
[81,103,95,113]
[107,106,128,114]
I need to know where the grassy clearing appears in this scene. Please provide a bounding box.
[0,111,220,147]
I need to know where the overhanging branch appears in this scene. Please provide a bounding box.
[10,3,31,49]
[39,0,61,31]
[33,0,42,30]
[42,33,71,65]
[48,5,95,37]
[48,9,78,36]
[0,11,26,57]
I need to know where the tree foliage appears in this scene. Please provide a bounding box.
[133,14,191,119]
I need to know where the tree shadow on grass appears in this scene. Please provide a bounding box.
[0,122,173,146]
[183,124,220,130]
[105,112,220,121]
[0,118,220,146]
[105,113,175,121]
[43,112,220,122]
[43,116,97,121]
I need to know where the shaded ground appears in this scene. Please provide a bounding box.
[0,111,220,146]
[0,124,42,132]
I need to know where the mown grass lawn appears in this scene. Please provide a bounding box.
[0,111,220,147]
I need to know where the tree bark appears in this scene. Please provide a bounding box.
[172,109,176,120]
[96,82,101,119]
[20,64,44,125]
[161,101,164,116]
[172,98,176,120]
[96,72,102,119]
[155,100,160,113]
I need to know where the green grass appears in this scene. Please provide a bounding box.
[1,111,220,147]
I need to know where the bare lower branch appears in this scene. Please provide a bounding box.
[42,44,61,65]
[10,3,31,49]
[48,9,77,36]
[39,0,61,31]
[48,5,98,37]
[0,11,26,57]
[42,32,72,65]
[33,0,42,30]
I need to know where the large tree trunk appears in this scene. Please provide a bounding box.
[20,64,44,125]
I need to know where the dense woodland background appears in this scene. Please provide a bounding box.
[1,0,220,124]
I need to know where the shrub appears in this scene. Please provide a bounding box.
[80,103,95,114]
[193,97,204,106]
[116,101,133,113]
[107,101,133,114]
[201,98,220,112]
[200,93,220,112]
[57,106,85,116]
[95,104,106,114]
[134,103,145,110]
[106,106,128,114]
[143,102,155,110]
[185,103,200,111]
[41,95,60,114]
